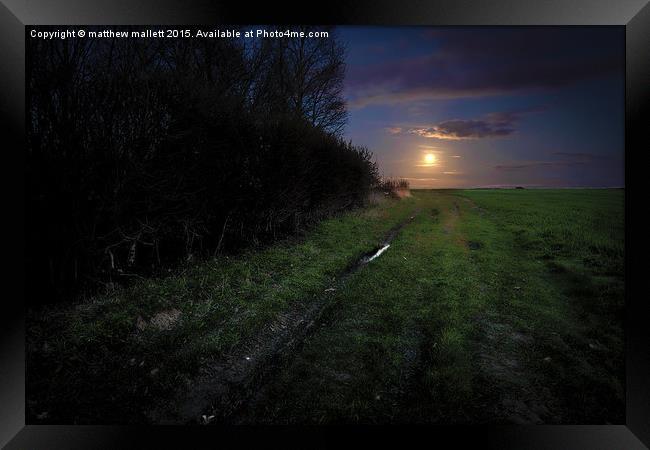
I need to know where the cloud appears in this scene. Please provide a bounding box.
[389,109,535,140]
[345,28,622,109]
[407,119,514,140]
[495,151,614,171]
[494,160,586,171]
[551,152,599,160]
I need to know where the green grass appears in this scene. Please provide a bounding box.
[237,189,624,424]
[27,196,417,423]
[455,189,625,423]
[27,189,625,424]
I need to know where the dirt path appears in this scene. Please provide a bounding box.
[234,192,494,424]
[183,192,555,425]
[474,316,555,423]
[445,193,558,423]
[150,191,618,424]
[148,210,420,424]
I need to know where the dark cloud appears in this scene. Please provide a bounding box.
[392,109,536,140]
[494,150,616,171]
[494,161,586,171]
[551,152,598,160]
[346,28,623,108]
[408,119,514,140]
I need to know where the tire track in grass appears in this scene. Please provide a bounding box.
[394,194,487,423]
[399,192,554,424]
[450,192,558,423]
[147,209,421,424]
[238,192,478,424]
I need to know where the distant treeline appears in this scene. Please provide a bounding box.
[27,26,378,303]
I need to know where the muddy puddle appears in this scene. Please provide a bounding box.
[362,244,391,263]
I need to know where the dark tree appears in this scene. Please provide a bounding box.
[249,27,348,135]
[26,26,376,303]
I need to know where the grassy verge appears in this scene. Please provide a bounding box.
[27,196,416,423]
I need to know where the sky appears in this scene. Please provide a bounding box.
[337,27,625,188]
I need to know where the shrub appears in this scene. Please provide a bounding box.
[26,27,378,303]
[378,178,411,198]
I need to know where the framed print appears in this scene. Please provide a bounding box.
[1,0,648,448]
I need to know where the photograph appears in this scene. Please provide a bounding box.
[24,25,626,426]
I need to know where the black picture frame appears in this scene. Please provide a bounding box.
[1,0,648,448]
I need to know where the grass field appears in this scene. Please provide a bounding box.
[26,189,625,424]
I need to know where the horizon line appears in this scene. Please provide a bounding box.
[407,186,625,190]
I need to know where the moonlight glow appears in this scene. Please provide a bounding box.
[418,152,439,168]
[342,27,624,189]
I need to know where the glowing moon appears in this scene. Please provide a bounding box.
[424,153,436,164]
